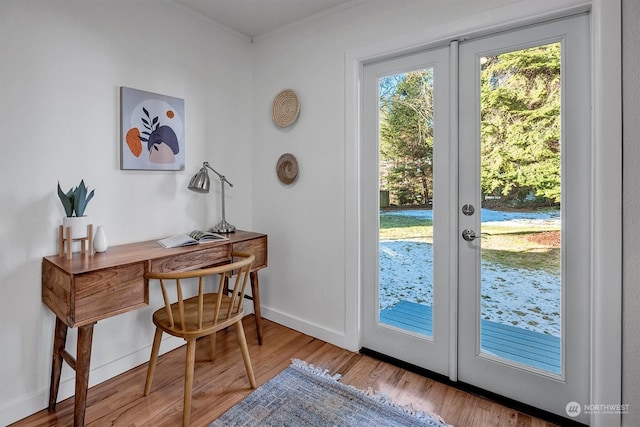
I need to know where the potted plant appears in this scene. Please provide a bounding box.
[57,180,95,239]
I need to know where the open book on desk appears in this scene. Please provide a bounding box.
[157,230,229,248]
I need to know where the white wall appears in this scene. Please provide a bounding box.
[0,1,252,424]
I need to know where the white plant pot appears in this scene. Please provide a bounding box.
[62,216,89,239]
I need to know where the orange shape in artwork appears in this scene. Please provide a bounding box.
[166,110,174,119]
[126,127,143,157]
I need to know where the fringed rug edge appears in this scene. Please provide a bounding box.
[289,358,451,426]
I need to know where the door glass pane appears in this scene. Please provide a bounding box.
[377,68,434,338]
[479,43,562,374]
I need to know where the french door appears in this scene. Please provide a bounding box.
[362,46,452,375]
[362,14,590,423]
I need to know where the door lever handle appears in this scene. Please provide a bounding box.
[461,229,488,241]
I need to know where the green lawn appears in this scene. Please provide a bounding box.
[380,213,560,273]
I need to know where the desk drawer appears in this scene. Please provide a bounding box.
[150,245,231,273]
[233,236,267,270]
[74,262,147,326]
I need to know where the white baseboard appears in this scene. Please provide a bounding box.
[260,306,356,351]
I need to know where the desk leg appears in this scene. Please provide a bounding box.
[47,320,95,426]
[74,323,95,427]
[250,271,263,345]
[48,317,68,411]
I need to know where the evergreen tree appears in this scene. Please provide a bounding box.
[379,69,434,206]
[480,43,561,205]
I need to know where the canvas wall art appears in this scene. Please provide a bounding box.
[120,87,185,170]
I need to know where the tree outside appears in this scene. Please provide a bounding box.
[379,68,434,207]
[480,42,561,208]
[379,43,561,210]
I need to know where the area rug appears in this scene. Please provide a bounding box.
[210,359,449,426]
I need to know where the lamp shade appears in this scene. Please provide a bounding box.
[188,167,210,193]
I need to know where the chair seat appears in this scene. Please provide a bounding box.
[152,293,244,341]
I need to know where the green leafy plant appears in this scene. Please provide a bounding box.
[57,180,95,217]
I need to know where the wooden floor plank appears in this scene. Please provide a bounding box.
[13,316,557,427]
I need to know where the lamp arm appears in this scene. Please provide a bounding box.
[203,161,233,187]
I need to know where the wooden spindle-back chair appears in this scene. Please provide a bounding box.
[143,251,256,426]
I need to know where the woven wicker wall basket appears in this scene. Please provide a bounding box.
[272,89,300,127]
[276,153,298,185]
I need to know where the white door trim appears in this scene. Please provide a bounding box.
[344,1,621,425]
[589,1,622,426]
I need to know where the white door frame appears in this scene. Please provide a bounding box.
[344,1,621,426]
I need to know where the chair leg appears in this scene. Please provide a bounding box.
[234,321,256,388]
[209,331,217,361]
[144,328,163,396]
[183,339,197,427]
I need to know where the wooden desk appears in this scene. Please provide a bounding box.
[41,230,267,427]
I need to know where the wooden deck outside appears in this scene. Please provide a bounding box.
[380,300,561,374]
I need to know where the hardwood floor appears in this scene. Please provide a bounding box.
[13,316,557,426]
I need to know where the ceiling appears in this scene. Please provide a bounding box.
[174,0,358,39]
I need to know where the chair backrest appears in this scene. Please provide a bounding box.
[146,251,255,333]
